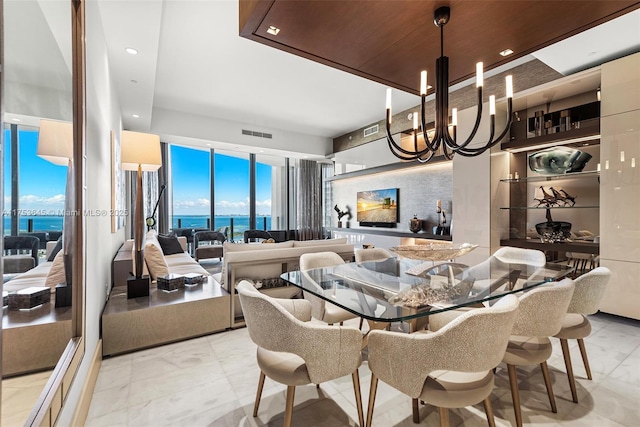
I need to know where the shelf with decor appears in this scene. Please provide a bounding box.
[499,170,599,184]
[499,98,601,257]
[500,205,599,210]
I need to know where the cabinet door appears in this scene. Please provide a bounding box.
[601,53,640,117]
[600,110,640,263]
[599,259,640,320]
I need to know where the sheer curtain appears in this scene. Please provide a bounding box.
[296,159,322,240]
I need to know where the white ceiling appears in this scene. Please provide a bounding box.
[5,1,640,161]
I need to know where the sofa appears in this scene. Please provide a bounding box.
[212,238,355,327]
[4,240,66,293]
[139,230,210,281]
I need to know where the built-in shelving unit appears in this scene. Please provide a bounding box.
[499,99,601,255]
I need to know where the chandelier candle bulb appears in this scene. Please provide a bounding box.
[476,62,483,87]
[597,163,601,172]
[385,88,392,111]
[489,95,496,115]
[620,151,625,162]
[420,71,427,95]
[452,108,457,126]
[413,112,419,130]
[506,75,513,98]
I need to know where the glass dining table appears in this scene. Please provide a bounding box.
[281,256,574,331]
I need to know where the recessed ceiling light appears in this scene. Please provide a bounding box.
[12,118,20,122]
[125,47,138,55]
[132,114,139,118]
[131,80,138,84]
[267,26,280,36]
[499,49,514,57]
[206,143,212,146]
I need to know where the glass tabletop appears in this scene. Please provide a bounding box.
[281,256,574,323]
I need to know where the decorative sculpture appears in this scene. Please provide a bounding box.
[534,186,576,208]
[528,146,592,175]
[334,205,351,228]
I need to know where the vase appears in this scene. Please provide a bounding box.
[409,215,421,233]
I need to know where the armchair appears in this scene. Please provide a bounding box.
[237,280,364,427]
[366,294,520,427]
[194,230,225,261]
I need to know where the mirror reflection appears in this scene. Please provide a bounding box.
[2,0,73,424]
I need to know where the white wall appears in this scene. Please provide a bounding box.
[58,2,125,422]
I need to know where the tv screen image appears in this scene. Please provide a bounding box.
[357,188,399,225]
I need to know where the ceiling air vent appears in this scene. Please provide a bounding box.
[242,129,272,139]
[363,124,379,137]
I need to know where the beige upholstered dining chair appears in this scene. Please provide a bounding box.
[366,294,520,427]
[554,266,611,403]
[354,247,394,263]
[237,281,364,427]
[502,278,575,427]
[300,251,376,327]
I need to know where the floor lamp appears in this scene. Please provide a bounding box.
[37,119,74,307]
[121,130,162,298]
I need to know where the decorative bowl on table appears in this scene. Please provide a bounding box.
[388,243,478,261]
[535,221,572,243]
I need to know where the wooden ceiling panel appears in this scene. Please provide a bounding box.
[240,0,640,94]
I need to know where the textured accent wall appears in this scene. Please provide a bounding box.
[332,163,453,233]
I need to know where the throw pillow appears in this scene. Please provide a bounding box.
[144,236,169,280]
[45,251,66,289]
[157,234,184,255]
[47,237,63,262]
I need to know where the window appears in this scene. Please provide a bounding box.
[3,125,67,235]
[214,152,249,241]
[170,145,210,229]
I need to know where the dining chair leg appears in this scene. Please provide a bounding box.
[253,371,266,417]
[438,406,450,427]
[483,397,496,427]
[577,338,593,380]
[540,361,557,413]
[366,375,379,427]
[560,338,579,403]
[284,385,296,427]
[352,370,365,427]
[412,398,420,423]
[507,364,523,427]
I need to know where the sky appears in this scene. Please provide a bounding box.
[170,145,272,216]
[4,129,272,219]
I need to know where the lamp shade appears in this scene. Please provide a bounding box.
[121,130,162,171]
[37,119,73,166]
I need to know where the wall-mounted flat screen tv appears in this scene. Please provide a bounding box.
[357,188,399,228]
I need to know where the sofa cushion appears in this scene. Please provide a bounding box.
[144,233,169,280]
[157,234,184,255]
[45,251,66,289]
[293,238,347,247]
[220,241,294,285]
[223,241,294,253]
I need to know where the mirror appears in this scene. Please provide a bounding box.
[1,0,82,424]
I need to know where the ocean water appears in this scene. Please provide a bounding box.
[3,216,63,234]
[2,215,271,241]
[173,215,271,240]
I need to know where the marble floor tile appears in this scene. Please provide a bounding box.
[85,312,639,426]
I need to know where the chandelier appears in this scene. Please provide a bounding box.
[385,6,513,163]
